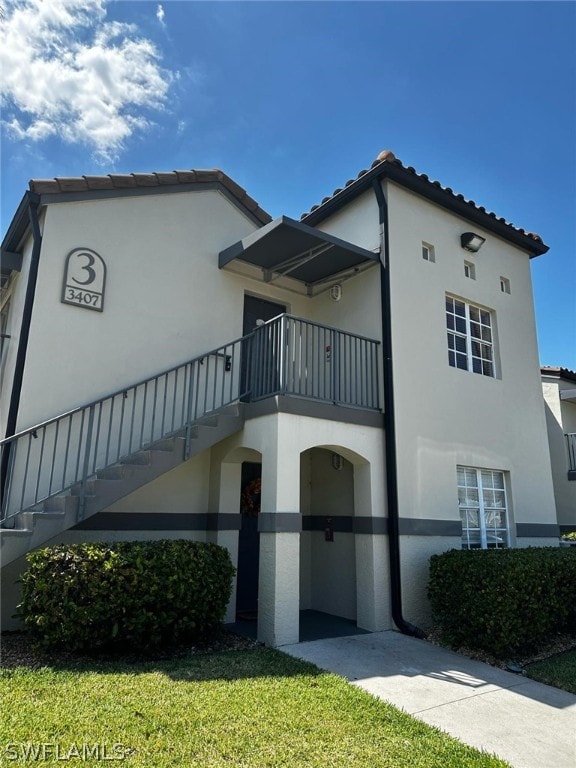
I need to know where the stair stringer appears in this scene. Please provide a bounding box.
[0,405,245,567]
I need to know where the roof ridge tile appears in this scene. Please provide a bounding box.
[299,150,545,245]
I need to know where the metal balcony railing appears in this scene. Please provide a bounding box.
[567,433,576,472]
[249,314,380,410]
[0,315,380,525]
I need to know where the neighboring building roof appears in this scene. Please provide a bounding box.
[541,366,576,384]
[28,169,272,226]
[301,150,549,257]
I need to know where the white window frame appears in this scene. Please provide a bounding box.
[422,242,435,262]
[500,277,511,294]
[464,260,476,280]
[457,466,509,549]
[446,295,495,377]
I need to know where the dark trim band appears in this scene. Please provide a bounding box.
[258,513,302,533]
[398,518,462,536]
[515,523,560,538]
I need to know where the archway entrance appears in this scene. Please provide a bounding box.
[300,447,359,637]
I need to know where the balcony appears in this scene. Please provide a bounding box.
[246,314,380,410]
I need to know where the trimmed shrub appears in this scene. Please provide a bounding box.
[428,547,576,658]
[18,540,235,652]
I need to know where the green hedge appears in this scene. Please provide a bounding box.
[19,540,235,652]
[428,548,576,658]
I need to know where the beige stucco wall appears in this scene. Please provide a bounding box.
[386,181,556,533]
[315,180,556,538]
[5,190,311,431]
[3,187,385,437]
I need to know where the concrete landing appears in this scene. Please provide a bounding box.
[281,631,576,768]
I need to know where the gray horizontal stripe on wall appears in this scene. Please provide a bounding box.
[73,512,210,531]
[259,513,302,533]
[516,523,560,538]
[301,516,388,534]
[354,517,388,534]
[398,518,462,536]
[303,516,354,533]
[206,513,242,531]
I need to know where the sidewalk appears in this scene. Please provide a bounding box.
[281,631,576,768]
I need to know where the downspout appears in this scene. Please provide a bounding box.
[1,193,42,503]
[372,178,426,639]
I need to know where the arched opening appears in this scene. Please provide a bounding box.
[299,446,368,640]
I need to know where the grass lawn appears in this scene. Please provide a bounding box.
[527,649,576,695]
[0,647,509,767]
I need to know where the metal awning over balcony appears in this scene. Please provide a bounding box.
[218,215,379,296]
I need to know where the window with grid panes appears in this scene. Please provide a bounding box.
[457,467,509,549]
[446,296,494,376]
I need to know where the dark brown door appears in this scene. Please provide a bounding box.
[241,296,286,401]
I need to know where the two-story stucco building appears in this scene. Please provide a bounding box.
[0,150,559,645]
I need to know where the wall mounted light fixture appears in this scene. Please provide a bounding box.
[460,232,486,253]
[331,453,343,471]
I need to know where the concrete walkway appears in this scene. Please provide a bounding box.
[281,631,576,768]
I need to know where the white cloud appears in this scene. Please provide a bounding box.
[156,4,165,27]
[0,0,175,163]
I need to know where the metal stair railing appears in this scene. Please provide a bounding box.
[0,333,251,526]
[250,314,380,410]
[1,315,380,526]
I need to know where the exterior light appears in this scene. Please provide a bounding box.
[460,232,486,253]
[331,453,343,471]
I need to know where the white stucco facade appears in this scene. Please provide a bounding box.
[0,155,560,643]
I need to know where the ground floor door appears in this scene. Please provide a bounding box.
[235,462,262,618]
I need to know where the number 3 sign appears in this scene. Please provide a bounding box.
[61,248,106,312]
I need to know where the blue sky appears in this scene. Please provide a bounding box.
[1,0,575,367]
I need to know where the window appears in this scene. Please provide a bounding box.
[464,260,475,279]
[458,467,509,549]
[446,296,495,376]
[500,277,510,294]
[422,242,435,262]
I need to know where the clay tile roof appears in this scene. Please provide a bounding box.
[300,149,547,252]
[83,176,115,190]
[28,168,271,224]
[155,172,179,186]
[173,170,197,183]
[131,173,158,187]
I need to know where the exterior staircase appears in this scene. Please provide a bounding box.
[1,313,380,569]
[0,407,244,566]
